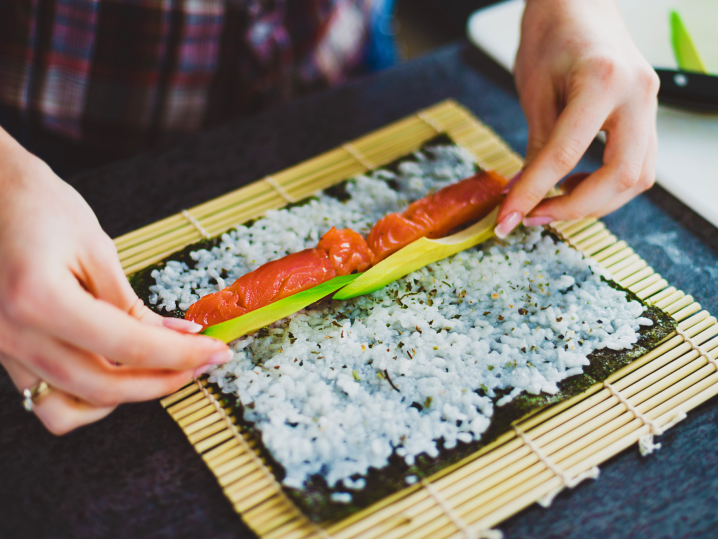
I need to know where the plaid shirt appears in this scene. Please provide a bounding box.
[0,0,387,158]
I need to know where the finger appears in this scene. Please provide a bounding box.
[77,236,170,328]
[522,172,591,227]
[11,329,197,408]
[0,354,115,435]
[497,88,614,237]
[522,103,653,222]
[37,390,116,436]
[162,317,204,333]
[34,275,230,370]
[126,296,192,331]
[78,234,139,309]
[520,75,560,167]
[589,125,657,217]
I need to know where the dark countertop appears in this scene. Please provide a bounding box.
[2,40,717,539]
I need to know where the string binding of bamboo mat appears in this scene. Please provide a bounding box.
[115,100,718,538]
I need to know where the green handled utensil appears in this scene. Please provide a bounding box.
[670,10,706,74]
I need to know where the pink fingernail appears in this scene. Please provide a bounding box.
[194,364,213,378]
[494,211,522,239]
[501,170,523,194]
[208,349,234,365]
[523,216,553,227]
[163,317,203,333]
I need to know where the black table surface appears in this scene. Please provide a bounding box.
[2,40,718,539]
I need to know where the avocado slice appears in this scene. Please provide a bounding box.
[202,273,362,343]
[333,207,498,300]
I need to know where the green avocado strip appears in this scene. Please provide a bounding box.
[334,207,498,300]
[201,273,362,343]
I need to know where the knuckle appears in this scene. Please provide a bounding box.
[562,207,586,222]
[122,339,151,367]
[637,173,655,192]
[2,272,42,326]
[615,163,643,191]
[41,412,76,436]
[98,234,119,259]
[616,173,638,191]
[84,384,122,407]
[550,139,583,172]
[585,55,619,83]
[637,68,661,96]
[28,353,72,384]
[92,392,120,408]
[524,185,547,206]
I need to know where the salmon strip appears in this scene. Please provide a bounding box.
[366,214,426,265]
[186,171,506,328]
[185,289,248,329]
[237,248,336,310]
[186,249,335,328]
[317,227,373,276]
[368,170,506,263]
[186,228,369,328]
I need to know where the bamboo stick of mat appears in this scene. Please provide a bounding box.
[118,100,718,538]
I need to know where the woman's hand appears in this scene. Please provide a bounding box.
[495,0,660,237]
[0,129,231,435]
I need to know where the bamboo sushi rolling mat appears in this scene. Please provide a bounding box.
[114,100,718,539]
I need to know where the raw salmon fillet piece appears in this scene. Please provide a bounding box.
[237,248,336,310]
[368,170,506,263]
[366,214,426,264]
[185,227,373,328]
[185,249,335,328]
[317,227,373,275]
[185,171,506,329]
[404,170,506,238]
[185,289,248,329]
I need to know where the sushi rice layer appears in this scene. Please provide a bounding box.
[149,146,653,501]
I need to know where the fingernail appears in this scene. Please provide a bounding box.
[501,170,523,194]
[208,349,234,365]
[163,317,203,333]
[194,364,213,378]
[494,211,522,239]
[523,216,553,227]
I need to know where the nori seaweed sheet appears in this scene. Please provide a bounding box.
[129,138,676,523]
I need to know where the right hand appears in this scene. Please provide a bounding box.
[0,129,232,435]
[495,0,659,237]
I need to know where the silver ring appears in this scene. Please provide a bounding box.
[22,380,51,412]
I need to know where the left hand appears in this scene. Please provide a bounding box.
[495,0,660,237]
